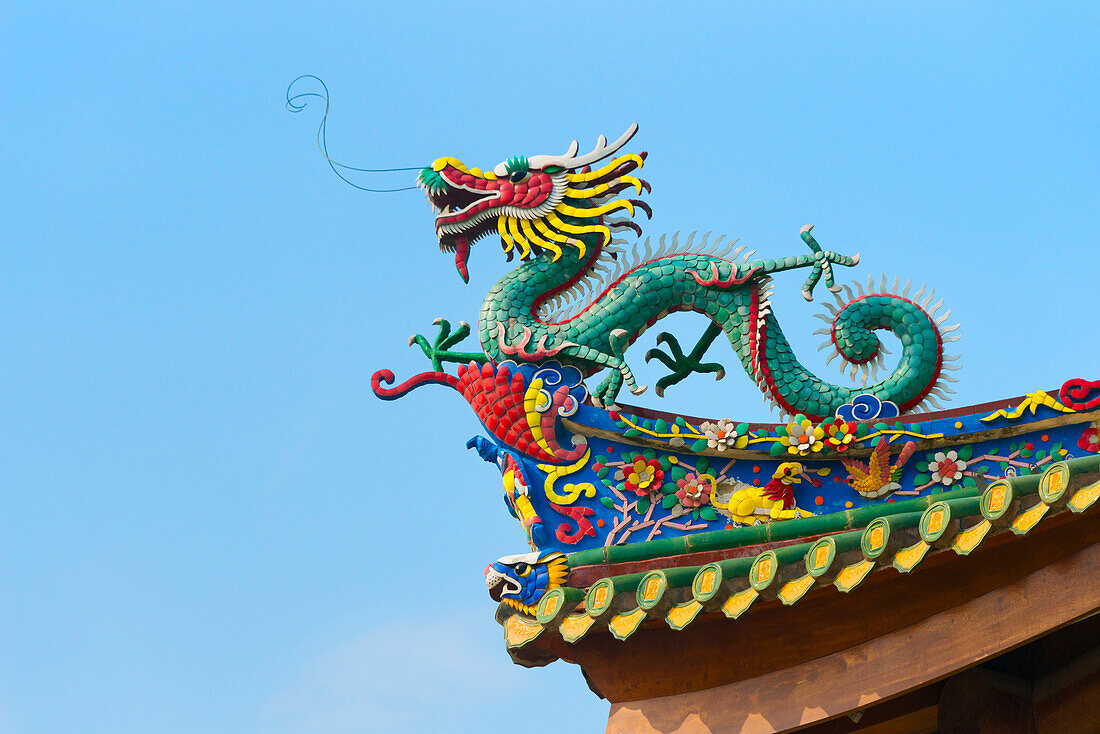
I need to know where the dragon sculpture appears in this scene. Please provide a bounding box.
[411,123,955,419]
[484,551,568,616]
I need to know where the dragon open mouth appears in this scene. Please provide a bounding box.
[485,569,521,602]
[425,179,501,283]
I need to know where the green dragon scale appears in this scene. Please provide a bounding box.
[414,124,955,419]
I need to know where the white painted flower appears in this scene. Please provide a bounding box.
[701,418,740,451]
[928,450,968,486]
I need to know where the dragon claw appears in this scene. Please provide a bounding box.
[798,229,860,300]
[645,325,726,398]
[408,317,487,371]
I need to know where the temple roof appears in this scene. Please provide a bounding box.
[499,455,1100,655]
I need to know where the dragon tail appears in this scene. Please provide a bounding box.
[751,275,960,420]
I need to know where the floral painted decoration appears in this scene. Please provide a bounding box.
[779,416,825,456]
[1080,426,1100,454]
[928,450,968,486]
[823,418,857,452]
[616,455,665,497]
[699,418,749,451]
[675,472,714,509]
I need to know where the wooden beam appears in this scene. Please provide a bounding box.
[1034,640,1100,734]
[602,525,1100,733]
[564,408,1100,461]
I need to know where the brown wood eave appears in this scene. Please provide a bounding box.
[514,506,1100,707]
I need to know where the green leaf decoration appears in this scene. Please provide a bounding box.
[736,422,749,436]
[1052,442,1063,454]
[700,507,719,521]
[915,473,932,486]
[659,456,671,470]
[1036,450,1047,461]
[770,441,786,457]
[956,445,973,461]
[637,497,651,513]
[654,419,669,434]
[600,496,615,509]
[1019,449,1033,458]
[595,455,607,464]
[979,465,989,473]
[690,438,709,453]
[662,481,678,495]
[915,461,929,473]
[670,466,687,481]
[597,466,609,479]
[675,415,688,428]
[908,423,920,433]
[643,448,656,460]
[623,428,641,438]
[695,457,710,474]
[692,509,700,519]
[870,436,881,447]
[1010,442,1018,453]
[795,414,808,424]
[963,476,977,488]
[873,422,889,431]
[776,425,789,437]
[662,494,678,509]
[856,423,870,437]
[1020,467,1032,476]
[643,419,654,430]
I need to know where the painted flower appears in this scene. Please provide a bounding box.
[699,418,748,451]
[615,455,664,496]
[780,417,825,456]
[1080,427,1100,454]
[823,418,857,452]
[928,450,968,486]
[676,472,714,509]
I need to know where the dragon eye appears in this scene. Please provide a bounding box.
[509,170,528,183]
[514,562,531,577]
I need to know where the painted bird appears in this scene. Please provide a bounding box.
[841,440,918,499]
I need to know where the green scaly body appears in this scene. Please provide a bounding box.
[477,231,945,419]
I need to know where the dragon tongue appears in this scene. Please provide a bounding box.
[454,234,471,283]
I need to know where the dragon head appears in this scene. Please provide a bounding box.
[484,551,568,615]
[417,124,651,282]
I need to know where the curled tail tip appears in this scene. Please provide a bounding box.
[851,252,861,265]
[800,224,815,234]
[802,289,814,302]
[371,368,458,400]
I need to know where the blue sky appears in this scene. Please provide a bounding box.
[1,2,1097,733]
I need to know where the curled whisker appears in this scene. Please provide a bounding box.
[286,74,420,192]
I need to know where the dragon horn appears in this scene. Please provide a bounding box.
[527,123,640,171]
